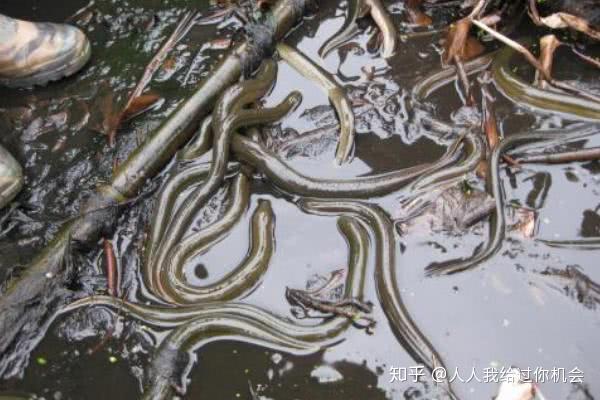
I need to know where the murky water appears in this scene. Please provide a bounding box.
[1,0,599,399]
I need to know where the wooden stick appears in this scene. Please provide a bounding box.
[103,239,118,297]
[516,147,600,164]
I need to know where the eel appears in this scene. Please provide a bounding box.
[160,196,274,305]
[299,199,458,399]
[143,160,239,296]
[491,44,600,121]
[537,238,600,250]
[363,0,398,59]
[277,42,355,165]
[178,115,213,161]
[231,131,463,198]
[148,61,301,301]
[61,216,369,399]
[319,0,398,58]
[407,129,484,194]
[425,127,600,276]
[413,53,495,101]
[319,0,366,58]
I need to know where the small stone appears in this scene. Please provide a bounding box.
[271,353,282,365]
[310,365,343,383]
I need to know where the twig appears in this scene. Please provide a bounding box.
[124,11,198,110]
[480,72,499,150]
[570,46,600,70]
[65,0,95,23]
[534,34,561,89]
[467,0,489,19]
[88,293,126,355]
[479,72,520,172]
[527,0,542,25]
[515,147,600,164]
[103,239,118,297]
[88,324,116,355]
[472,19,543,71]
[454,55,474,106]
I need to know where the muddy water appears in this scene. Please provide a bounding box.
[0,0,599,399]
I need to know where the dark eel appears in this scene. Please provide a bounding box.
[426,126,600,276]
[143,160,239,297]
[299,199,458,399]
[407,129,485,193]
[61,216,369,399]
[413,53,495,101]
[148,61,302,300]
[319,0,366,58]
[231,132,463,198]
[537,238,600,250]
[160,196,275,304]
[178,116,213,161]
[491,43,600,121]
[277,42,355,165]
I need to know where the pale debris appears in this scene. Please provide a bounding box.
[495,368,535,400]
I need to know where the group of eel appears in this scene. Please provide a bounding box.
[2,0,600,399]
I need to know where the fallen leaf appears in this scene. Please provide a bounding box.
[535,34,561,89]
[406,0,432,26]
[121,93,161,122]
[87,82,121,145]
[443,18,485,65]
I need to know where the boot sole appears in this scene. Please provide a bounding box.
[0,38,91,89]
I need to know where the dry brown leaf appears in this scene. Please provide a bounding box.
[121,93,161,122]
[536,34,561,89]
[443,18,484,65]
[406,0,432,26]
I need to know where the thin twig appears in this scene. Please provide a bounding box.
[467,0,489,19]
[516,147,600,164]
[65,0,95,23]
[454,55,474,106]
[108,11,199,146]
[472,19,544,71]
[527,0,542,25]
[103,239,118,297]
[570,46,600,70]
[125,11,198,110]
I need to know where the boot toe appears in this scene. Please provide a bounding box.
[0,20,91,88]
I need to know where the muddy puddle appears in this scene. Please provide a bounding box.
[1,0,599,399]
